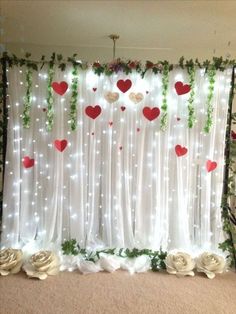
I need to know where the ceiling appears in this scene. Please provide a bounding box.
[0,0,236,62]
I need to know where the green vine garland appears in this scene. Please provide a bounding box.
[69,63,79,131]
[1,52,235,77]
[22,67,33,128]
[203,65,216,133]
[61,239,167,272]
[160,63,169,131]
[46,54,55,131]
[187,63,196,128]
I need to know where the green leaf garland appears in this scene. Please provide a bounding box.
[160,63,169,131]
[69,64,79,131]
[61,239,167,271]
[203,66,216,133]
[187,65,196,128]
[22,67,33,128]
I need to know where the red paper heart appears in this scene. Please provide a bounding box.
[143,107,160,121]
[175,145,188,157]
[117,79,132,93]
[51,81,68,95]
[206,160,217,172]
[231,130,236,140]
[93,87,97,92]
[137,128,140,132]
[91,132,94,135]
[54,139,68,152]
[119,146,123,150]
[175,81,191,95]
[23,156,35,168]
[121,106,126,111]
[85,105,101,119]
[109,121,113,126]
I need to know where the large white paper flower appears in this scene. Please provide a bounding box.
[165,252,195,277]
[0,248,23,276]
[23,250,60,280]
[196,252,226,279]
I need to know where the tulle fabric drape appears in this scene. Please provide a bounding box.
[1,66,232,253]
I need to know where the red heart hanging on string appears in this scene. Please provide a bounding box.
[231,130,236,140]
[117,79,132,93]
[51,81,68,95]
[176,117,181,121]
[175,82,191,95]
[175,145,188,157]
[143,107,160,121]
[109,121,113,126]
[54,139,68,152]
[121,106,126,111]
[206,160,217,172]
[92,87,97,92]
[119,146,123,150]
[137,128,140,132]
[85,105,101,119]
[23,156,35,168]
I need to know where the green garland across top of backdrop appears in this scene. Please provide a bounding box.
[0,52,236,268]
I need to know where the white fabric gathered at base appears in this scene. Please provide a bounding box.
[1,65,233,254]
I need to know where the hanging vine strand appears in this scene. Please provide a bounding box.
[22,67,33,128]
[69,64,79,131]
[187,65,196,128]
[203,66,216,133]
[46,54,55,131]
[160,63,169,131]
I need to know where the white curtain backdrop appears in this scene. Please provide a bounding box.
[1,65,232,253]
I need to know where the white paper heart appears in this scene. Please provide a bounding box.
[129,92,144,104]
[104,92,119,103]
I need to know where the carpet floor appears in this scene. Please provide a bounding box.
[0,270,235,314]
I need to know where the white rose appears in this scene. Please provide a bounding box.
[0,248,23,276]
[165,252,195,277]
[196,252,226,279]
[23,250,60,280]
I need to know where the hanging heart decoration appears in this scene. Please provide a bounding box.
[51,81,68,95]
[175,81,191,95]
[54,139,68,152]
[206,160,217,172]
[129,92,144,104]
[143,107,160,121]
[109,121,113,126]
[175,145,188,157]
[104,92,119,103]
[85,105,102,119]
[121,106,126,111]
[231,130,236,140]
[117,79,132,93]
[23,156,35,168]
[92,87,97,92]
